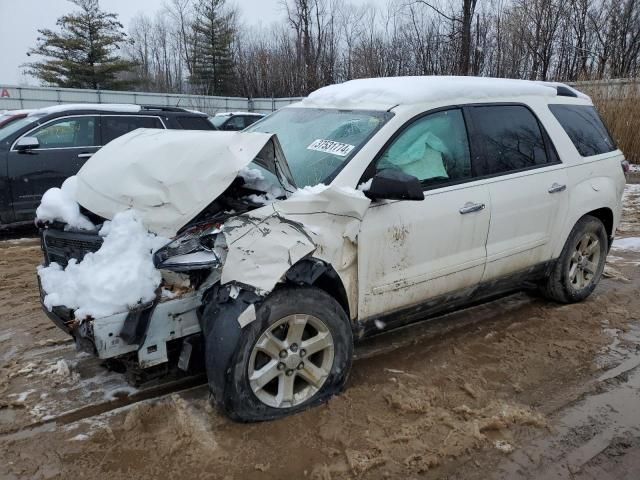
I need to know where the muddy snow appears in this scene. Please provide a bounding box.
[0,180,639,479]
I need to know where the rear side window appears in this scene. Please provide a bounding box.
[175,116,214,130]
[471,105,550,176]
[102,116,163,144]
[548,104,616,157]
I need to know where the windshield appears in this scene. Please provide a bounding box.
[0,115,44,142]
[246,108,392,187]
[209,116,228,128]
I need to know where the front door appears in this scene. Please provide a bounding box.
[357,108,491,321]
[8,115,100,221]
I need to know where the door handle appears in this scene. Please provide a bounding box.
[548,183,566,193]
[77,153,94,159]
[459,202,486,214]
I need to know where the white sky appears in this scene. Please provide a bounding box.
[0,0,385,86]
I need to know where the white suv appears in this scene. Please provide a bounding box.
[37,77,627,421]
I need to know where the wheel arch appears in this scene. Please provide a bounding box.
[283,258,351,321]
[585,207,614,241]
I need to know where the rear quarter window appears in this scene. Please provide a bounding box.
[548,104,616,157]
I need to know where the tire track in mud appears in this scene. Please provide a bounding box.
[0,374,207,440]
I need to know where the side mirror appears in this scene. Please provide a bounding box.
[365,169,424,201]
[15,136,40,151]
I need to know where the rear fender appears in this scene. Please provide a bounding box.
[553,175,620,258]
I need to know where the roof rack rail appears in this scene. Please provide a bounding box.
[556,85,578,98]
[139,105,189,112]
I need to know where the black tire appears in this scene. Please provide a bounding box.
[541,215,608,303]
[208,286,353,422]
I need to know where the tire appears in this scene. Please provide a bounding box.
[541,215,608,303]
[209,286,353,422]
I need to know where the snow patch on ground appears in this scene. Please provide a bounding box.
[35,176,95,231]
[611,236,640,252]
[38,210,169,320]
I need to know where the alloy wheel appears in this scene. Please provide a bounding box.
[248,314,335,408]
[568,232,601,290]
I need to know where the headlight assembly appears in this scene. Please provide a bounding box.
[154,222,225,272]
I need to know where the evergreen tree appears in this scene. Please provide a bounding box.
[24,0,135,90]
[190,0,236,95]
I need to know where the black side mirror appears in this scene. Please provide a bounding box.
[365,169,424,201]
[15,136,40,152]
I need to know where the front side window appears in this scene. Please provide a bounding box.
[29,116,97,148]
[549,104,616,157]
[246,108,392,187]
[471,105,549,176]
[377,108,472,186]
[102,116,163,144]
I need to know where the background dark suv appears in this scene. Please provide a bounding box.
[0,104,214,228]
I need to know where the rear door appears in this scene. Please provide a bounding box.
[7,115,99,221]
[467,104,569,281]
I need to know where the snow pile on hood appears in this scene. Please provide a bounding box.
[38,210,169,320]
[35,176,95,231]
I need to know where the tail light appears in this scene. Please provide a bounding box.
[621,160,630,174]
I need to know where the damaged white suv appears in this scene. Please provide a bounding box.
[37,77,627,421]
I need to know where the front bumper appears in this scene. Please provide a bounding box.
[39,276,203,368]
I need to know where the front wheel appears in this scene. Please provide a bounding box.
[541,215,608,303]
[211,287,353,422]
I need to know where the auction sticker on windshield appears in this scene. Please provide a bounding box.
[307,139,355,157]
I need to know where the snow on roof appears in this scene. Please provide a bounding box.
[214,111,264,117]
[29,103,141,116]
[0,109,34,116]
[301,76,586,109]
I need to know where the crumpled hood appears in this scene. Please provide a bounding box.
[75,129,294,236]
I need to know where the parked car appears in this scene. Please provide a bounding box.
[0,104,214,228]
[209,111,265,130]
[37,77,626,421]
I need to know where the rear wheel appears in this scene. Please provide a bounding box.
[212,287,353,422]
[541,215,608,303]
